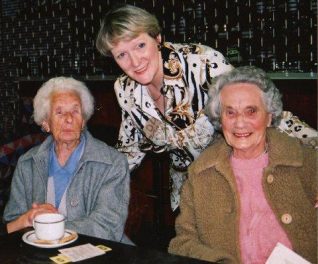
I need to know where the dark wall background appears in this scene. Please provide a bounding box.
[0,1,316,243]
[0,0,317,143]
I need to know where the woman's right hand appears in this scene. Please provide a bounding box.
[27,203,58,226]
[6,203,58,233]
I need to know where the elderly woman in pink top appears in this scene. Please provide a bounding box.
[168,66,317,264]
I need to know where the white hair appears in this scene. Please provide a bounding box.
[33,77,94,125]
[205,66,283,130]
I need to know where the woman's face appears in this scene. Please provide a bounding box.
[44,91,84,145]
[219,83,272,159]
[111,33,162,86]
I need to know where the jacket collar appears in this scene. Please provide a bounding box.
[80,130,114,164]
[266,128,304,167]
[33,129,114,165]
[191,128,304,177]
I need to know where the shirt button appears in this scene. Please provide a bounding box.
[70,199,79,207]
[267,174,274,184]
[281,213,292,224]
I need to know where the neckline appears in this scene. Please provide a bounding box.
[146,87,163,101]
[231,143,269,160]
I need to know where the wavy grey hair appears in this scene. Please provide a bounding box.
[205,66,283,131]
[96,4,161,56]
[33,77,94,125]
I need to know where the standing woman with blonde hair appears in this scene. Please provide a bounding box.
[96,4,317,212]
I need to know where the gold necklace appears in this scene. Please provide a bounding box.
[146,86,163,101]
[150,92,162,101]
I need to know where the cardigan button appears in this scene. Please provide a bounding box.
[225,207,234,214]
[281,213,292,224]
[267,174,274,184]
[70,199,79,207]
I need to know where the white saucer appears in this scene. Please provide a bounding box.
[22,229,78,248]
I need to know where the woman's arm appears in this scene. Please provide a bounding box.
[3,159,57,225]
[113,79,147,171]
[277,111,317,149]
[5,212,30,233]
[5,203,57,233]
[116,111,146,171]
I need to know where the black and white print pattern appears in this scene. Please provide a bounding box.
[113,42,317,211]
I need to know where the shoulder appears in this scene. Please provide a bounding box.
[163,42,232,79]
[17,135,52,163]
[165,42,230,62]
[267,128,317,165]
[114,75,133,92]
[18,145,40,162]
[165,42,218,56]
[189,136,230,176]
[278,111,318,149]
[268,127,308,150]
[83,131,127,166]
[114,75,138,99]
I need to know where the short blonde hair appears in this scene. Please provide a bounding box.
[96,4,161,56]
[33,77,94,125]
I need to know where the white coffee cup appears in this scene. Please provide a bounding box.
[33,213,65,241]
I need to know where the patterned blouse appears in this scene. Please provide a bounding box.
[113,42,317,211]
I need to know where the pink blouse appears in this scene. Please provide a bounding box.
[231,153,292,264]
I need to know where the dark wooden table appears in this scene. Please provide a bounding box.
[0,230,213,264]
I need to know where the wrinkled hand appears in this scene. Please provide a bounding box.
[21,203,58,228]
[6,203,58,233]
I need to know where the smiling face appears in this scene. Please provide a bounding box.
[111,33,162,87]
[220,83,272,159]
[44,91,84,146]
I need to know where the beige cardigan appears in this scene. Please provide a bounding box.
[169,128,317,264]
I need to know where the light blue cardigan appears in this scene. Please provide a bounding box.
[3,130,131,243]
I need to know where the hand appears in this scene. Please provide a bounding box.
[27,203,58,225]
[7,203,58,232]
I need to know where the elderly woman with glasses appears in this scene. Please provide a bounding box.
[3,77,130,243]
[169,66,317,263]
